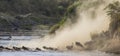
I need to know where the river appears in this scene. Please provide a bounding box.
[0,51,119,56]
[0,36,119,56]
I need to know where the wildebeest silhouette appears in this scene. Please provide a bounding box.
[35,48,41,51]
[75,42,84,48]
[0,46,4,51]
[0,46,4,49]
[13,46,21,51]
[66,43,73,50]
[22,46,29,50]
[43,46,54,50]
[4,47,12,50]
[43,46,58,51]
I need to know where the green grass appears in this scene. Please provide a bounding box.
[49,0,81,34]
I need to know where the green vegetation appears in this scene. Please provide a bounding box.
[106,1,120,37]
[85,1,120,53]
[0,0,77,32]
[49,0,81,34]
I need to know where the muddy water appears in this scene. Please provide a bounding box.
[0,36,119,56]
[0,51,119,56]
[0,36,40,46]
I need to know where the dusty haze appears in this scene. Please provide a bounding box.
[19,0,120,50]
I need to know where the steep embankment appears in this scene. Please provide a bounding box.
[23,0,110,50]
[0,0,77,32]
[85,1,120,54]
[40,0,120,54]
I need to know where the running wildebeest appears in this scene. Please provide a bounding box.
[35,48,41,51]
[22,46,29,50]
[53,48,58,51]
[0,46,4,49]
[13,46,21,51]
[75,42,84,48]
[0,46,4,51]
[66,43,73,50]
[4,47,12,50]
[43,46,54,50]
[43,46,58,51]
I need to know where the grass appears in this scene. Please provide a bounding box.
[49,0,81,34]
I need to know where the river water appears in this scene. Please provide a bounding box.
[0,36,119,56]
[0,36,40,46]
[0,51,119,56]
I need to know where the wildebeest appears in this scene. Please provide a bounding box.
[22,46,29,50]
[43,46,58,51]
[0,46,13,51]
[4,47,12,50]
[53,48,58,51]
[66,43,73,50]
[35,48,41,51]
[13,46,21,51]
[0,46,4,49]
[0,46,4,51]
[75,42,84,48]
[43,46,54,50]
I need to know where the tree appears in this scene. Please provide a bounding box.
[106,1,120,38]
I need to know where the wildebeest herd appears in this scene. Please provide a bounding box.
[0,42,83,52]
[66,42,84,50]
[0,46,42,52]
